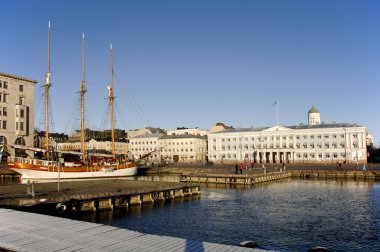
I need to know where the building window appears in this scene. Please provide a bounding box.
[3,81,7,89]
[20,122,24,131]
[19,85,24,92]
[16,122,18,130]
[2,120,6,129]
[2,107,6,116]
[0,81,2,88]
[3,94,6,103]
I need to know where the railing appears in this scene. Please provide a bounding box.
[8,156,58,167]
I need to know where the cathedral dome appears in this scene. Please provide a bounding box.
[308,105,319,114]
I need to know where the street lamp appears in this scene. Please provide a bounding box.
[343,128,347,164]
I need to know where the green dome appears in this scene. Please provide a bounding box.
[308,105,319,114]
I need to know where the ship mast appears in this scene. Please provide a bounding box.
[80,33,87,162]
[109,44,116,158]
[45,21,51,160]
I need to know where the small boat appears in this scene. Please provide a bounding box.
[7,22,137,180]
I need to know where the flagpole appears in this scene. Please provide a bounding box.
[276,99,279,125]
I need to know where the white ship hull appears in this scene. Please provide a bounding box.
[10,166,138,180]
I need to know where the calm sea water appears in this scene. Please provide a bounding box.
[72,179,380,252]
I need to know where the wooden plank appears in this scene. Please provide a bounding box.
[0,209,272,252]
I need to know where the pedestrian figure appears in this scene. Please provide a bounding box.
[336,162,340,171]
[362,164,366,171]
[235,164,238,174]
[250,162,254,169]
[239,162,243,174]
[245,164,248,170]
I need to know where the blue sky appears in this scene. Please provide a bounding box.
[1,0,380,145]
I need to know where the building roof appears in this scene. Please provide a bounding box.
[160,134,207,140]
[209,123,362,134]
[0,72,38,84]
[130,133,165,139]
[308,105,319,114]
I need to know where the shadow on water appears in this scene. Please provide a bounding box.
[185,240,204,252]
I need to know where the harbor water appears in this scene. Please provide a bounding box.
[74,178,380,251]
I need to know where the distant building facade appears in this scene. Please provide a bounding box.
[159,135,207,163]
[166,127,208,136]
[208,107,368,164]
[127,127,166,140]
[0,72,37,156]
[57,139,128,157]
[128,133,207,164]
[128,133,163,162]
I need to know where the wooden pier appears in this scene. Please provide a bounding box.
[179,171,291,185]
[291,170,380,180]
[0,209,270,252]
[0,179,200,213]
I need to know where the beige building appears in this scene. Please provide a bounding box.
[0,72,37,156]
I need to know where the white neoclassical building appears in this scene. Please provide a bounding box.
[208,107,368,164]
[128,133,163,162]
[159,135,207,163]
[128,133,207,164]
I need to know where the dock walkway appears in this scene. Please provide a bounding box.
[179,171,291,185]
[0,180,200,212]
[0,209,269,252]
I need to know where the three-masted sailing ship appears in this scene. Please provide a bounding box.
[7,22,138,180]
